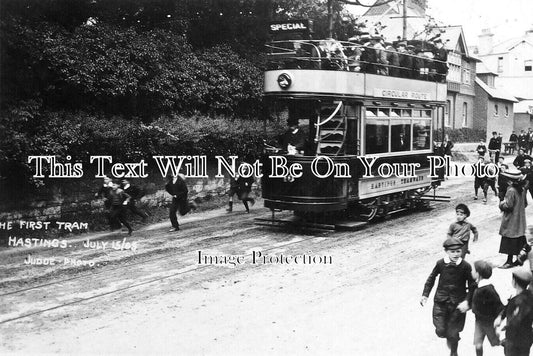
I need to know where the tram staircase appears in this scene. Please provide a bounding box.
[316,102,346,155]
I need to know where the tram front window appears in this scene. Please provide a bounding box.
[273,100,318,155]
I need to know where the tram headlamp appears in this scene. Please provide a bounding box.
[277,73,292,89]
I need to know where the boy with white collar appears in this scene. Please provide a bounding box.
[421,237,476,356]
[471,260,503,356]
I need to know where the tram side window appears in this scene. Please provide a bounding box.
[413,120,431,150]
[365,119,389,154]
[391,120,411,152]
[364,106,433,154]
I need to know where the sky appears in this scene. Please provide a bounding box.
[348,0,533,46]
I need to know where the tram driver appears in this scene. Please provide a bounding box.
[278,118,307,155]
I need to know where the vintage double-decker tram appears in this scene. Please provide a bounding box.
[260,24,449,227]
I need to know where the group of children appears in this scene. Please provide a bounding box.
[95,177,148,235]
[422,204,533,356]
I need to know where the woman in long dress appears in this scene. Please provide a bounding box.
[498,168,528,268]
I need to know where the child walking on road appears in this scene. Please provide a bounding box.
[421,237,476,356]
[471,260,503,356]
[447,204,479,259]
[494,269,533,356]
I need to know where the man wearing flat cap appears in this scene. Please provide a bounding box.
[396,41,413,78]
[421,236,475,356]
[432,38,448,83]
[494,268,533,356]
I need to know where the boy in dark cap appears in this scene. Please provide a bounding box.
[447,204,479,258]
[471,260,503,356]
[494,268,533,356]
[108,180,133,235]
[489,131,501,164]
[121,179,148,221]
[226,161,256,213]
[474,157,487,201]
[421,237,476,356]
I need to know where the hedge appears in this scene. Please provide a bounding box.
[0,106,285,194]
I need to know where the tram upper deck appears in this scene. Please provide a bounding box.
[265,39,447,103]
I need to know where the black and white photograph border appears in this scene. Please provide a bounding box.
[1,0,533,355]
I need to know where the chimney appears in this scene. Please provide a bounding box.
[478,28,494,55]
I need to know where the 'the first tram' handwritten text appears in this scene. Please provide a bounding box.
[26,155,500,180]
[0,221,88,231]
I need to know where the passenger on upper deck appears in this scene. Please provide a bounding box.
[396,41,413,79]
[319,38,347,70]
[374,36,389,75]
[363,35,386,74]
[432,38,448,83]
[346,30,368,72]
[385,42,400,77]
[413,48,434,81]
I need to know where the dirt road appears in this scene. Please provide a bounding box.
[0,172,528,356]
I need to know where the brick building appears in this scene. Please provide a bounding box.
[473,63,517,139]
[437,26,479,130]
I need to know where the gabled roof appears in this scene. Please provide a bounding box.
[363,2,397,16]
[475,77,518,103]
[476,61,498,75]
[431,26,470,56]
[359,0,426,41]
[362,0,425,17]
[490,37,533,54]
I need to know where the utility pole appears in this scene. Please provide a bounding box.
[327,0,334,38]
[402,0,407,40]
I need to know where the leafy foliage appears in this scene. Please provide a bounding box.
[1,19,263,118]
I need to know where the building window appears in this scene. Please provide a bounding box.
[445,100,451,127]
[494,104,499,116]
[462,102,467,126]
[497,57,504,73]
[505,105,509,117]
[525,60,532,72]
[462,68,471,84]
